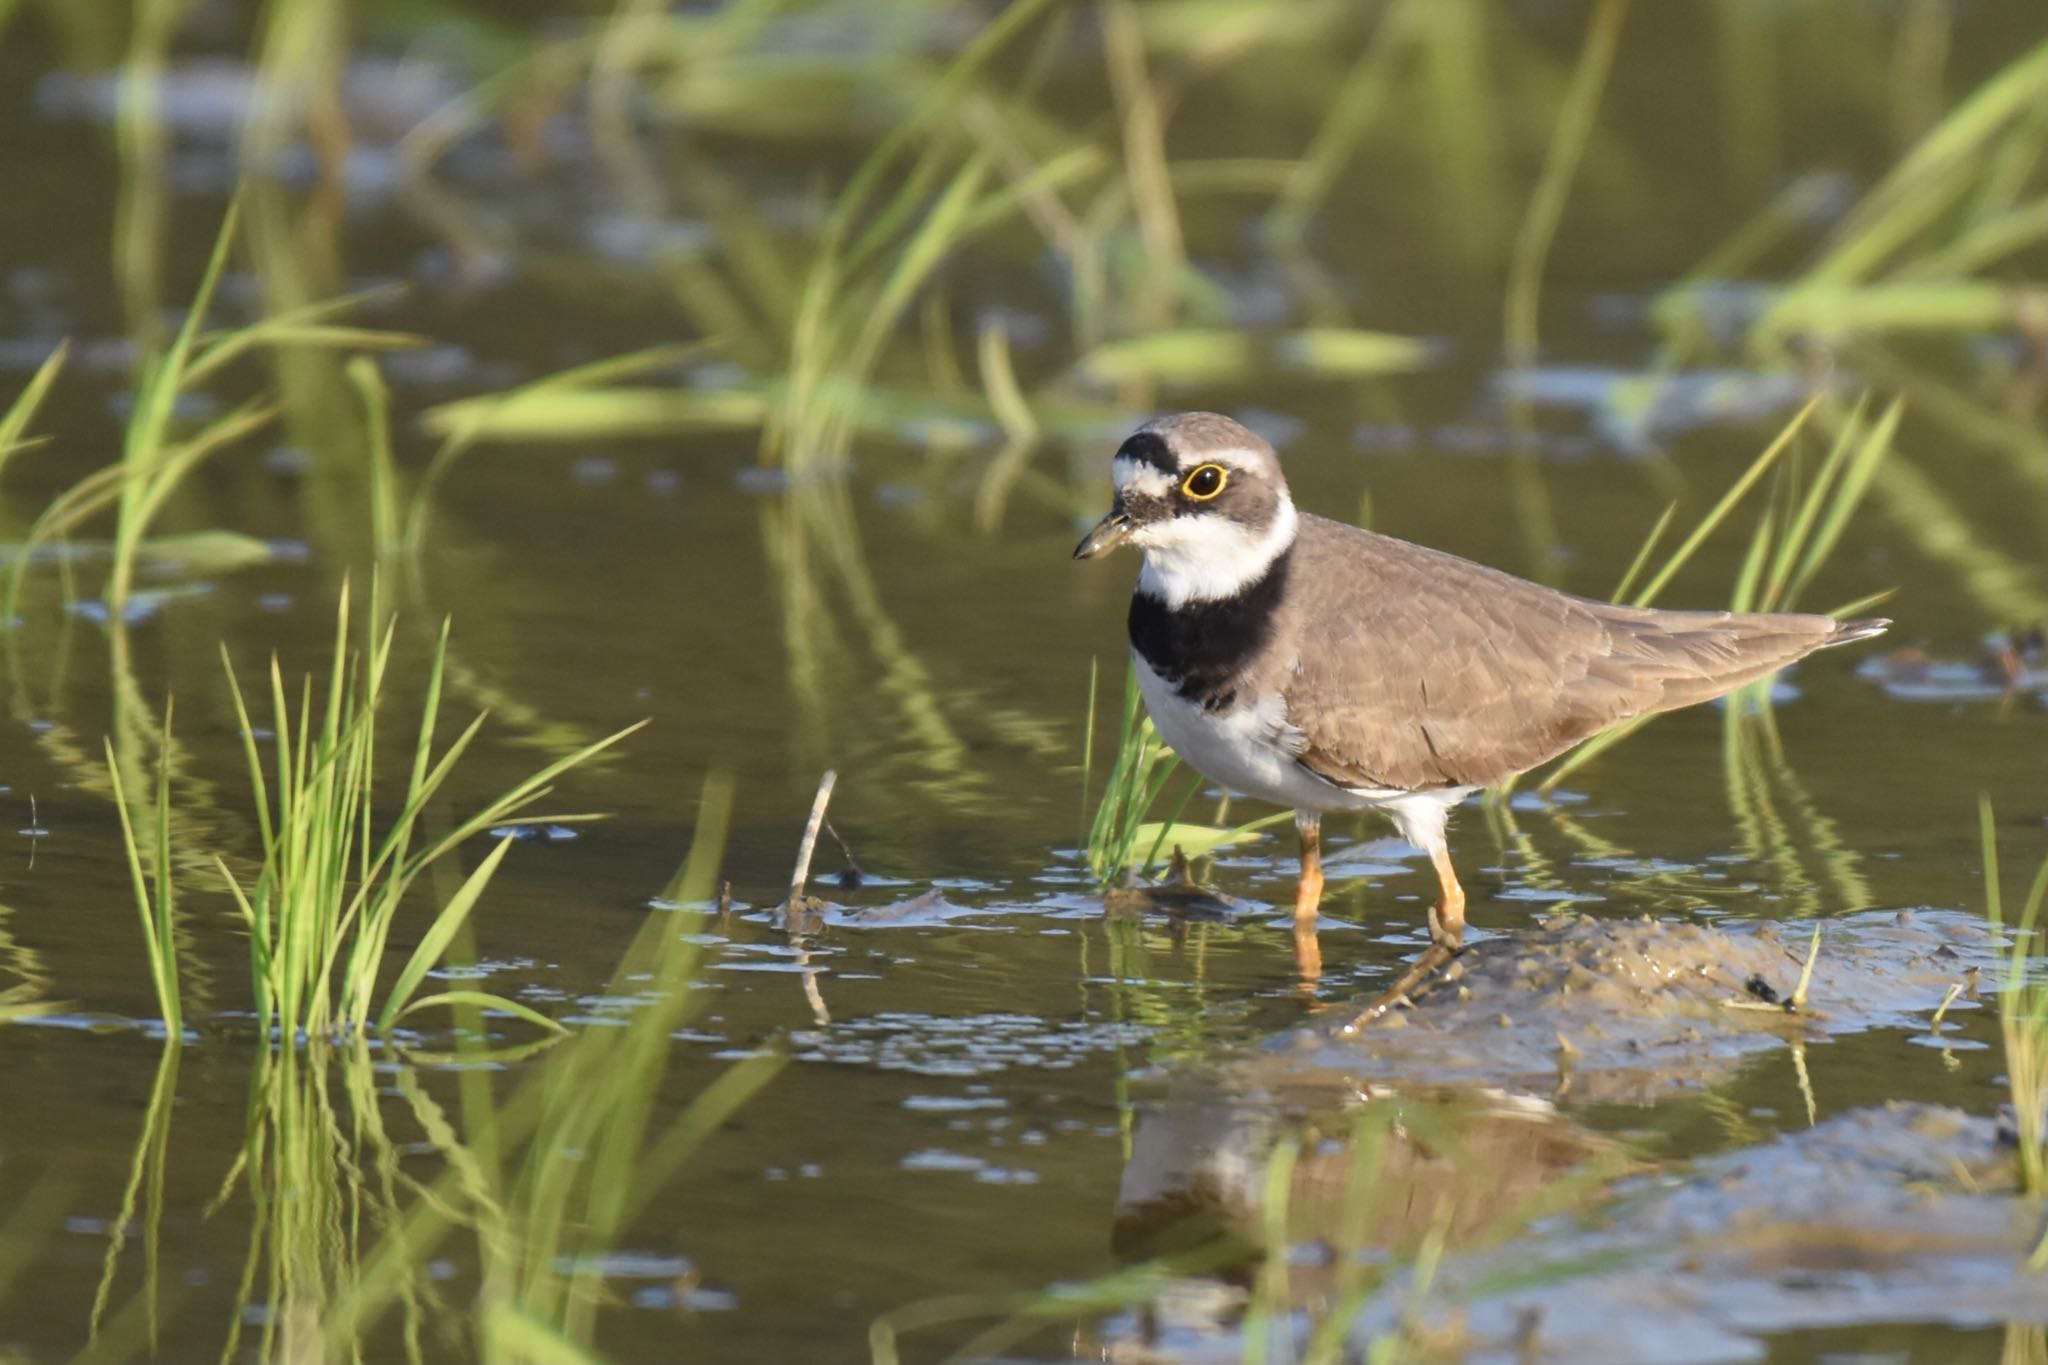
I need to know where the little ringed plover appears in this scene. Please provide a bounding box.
[1074,412,1888,1000]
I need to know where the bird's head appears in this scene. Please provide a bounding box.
[1073,412,1297,607]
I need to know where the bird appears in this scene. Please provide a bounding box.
[1073,411,1888,1008]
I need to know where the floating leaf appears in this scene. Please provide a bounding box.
[1129,819,1277,860]
[1078,328,1433,386]
[1277,328,1438,377]
[422,387,772,441]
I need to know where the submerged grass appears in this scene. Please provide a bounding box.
[85,775,774,1365]
[324,774,783,1364]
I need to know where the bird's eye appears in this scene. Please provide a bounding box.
[1181,464,1228,500]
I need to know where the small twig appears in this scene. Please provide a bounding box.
[784,770,837,912]
[1787,924,1824,1012]
[823,817,864,888]
[1930,982,1964,1033]
[780,776,840,1021]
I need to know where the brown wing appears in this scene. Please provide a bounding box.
[1278,515,1878,792]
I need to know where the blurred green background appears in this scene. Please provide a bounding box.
[0,1,2046,1362]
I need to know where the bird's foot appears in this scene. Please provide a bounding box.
[1425,898,1467,955]
[1339,896,1469,1033]
[1337,943,1460,1034]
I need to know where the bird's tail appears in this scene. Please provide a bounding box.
[1827,616,1892,646]
[1601,608,1889,716]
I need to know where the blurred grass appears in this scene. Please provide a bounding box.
[1535,395,1895,795]
[11,0,2038,655]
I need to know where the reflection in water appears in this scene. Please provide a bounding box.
[1116,1083,1619,1267]
[90,1040,179,1354]
[1102,1079,1622,1363]
[763,481,986,806]
[1720,694,1873,917]
[220,1041,397,1365]
[1491,691,1875,926]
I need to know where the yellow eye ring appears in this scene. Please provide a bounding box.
[1181,463,1228,500]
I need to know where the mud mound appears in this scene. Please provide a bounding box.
[1282,908,1997,1104]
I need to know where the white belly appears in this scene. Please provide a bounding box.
[1132,652,1475,848]
[1134,653,1378,809]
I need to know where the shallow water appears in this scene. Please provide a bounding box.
[1,4,2047,1363]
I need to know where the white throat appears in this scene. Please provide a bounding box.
[1135,496,1297,608]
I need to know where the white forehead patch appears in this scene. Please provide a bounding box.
[1112,454,1173,500]
[1180,446,1267,472]
[1114,445,1269,497]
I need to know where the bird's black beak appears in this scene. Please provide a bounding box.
[1073,507,1135,560]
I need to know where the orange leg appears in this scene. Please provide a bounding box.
[1427,842,1467,951]
[1341,841,1468,1033]
[1293,810,1323,988]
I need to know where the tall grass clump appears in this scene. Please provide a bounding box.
[111,583,642,1041]
[1978,798,2048,1258]
[218,583,642,1039]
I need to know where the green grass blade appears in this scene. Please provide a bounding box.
[0,341,65,476]
[376,834,518,1032]
[1610,501,1676,602]
[1789,398,1901,604]
[386,990,566,1036]
[103,737,177,1033]
[1632,397,1814,606]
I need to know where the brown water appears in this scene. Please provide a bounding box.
[1,4,2046,1363]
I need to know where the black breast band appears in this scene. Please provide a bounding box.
[1128,550,1290,712]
